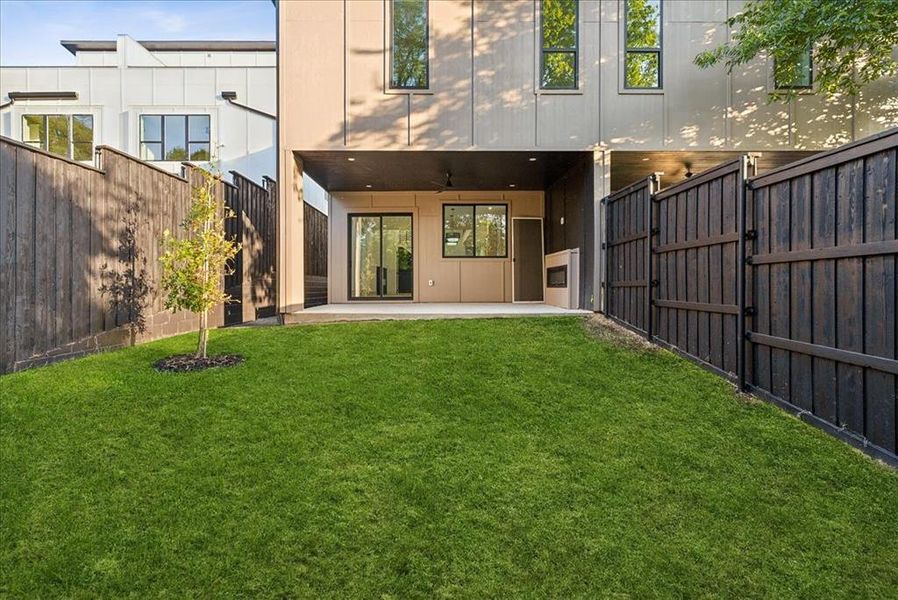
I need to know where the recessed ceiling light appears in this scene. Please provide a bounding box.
[347,157,355,161]
[528,157,537,162]
[508,184,516,188]
[365,184,372,188]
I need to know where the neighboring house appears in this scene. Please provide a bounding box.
[0,34,332,212]
[276,0,897,315]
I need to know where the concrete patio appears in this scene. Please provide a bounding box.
[281,303,592,324]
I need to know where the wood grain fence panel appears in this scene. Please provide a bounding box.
[769,180,791,404]
[72,166,91,343]
[835,158,865,434]
[810,167,838,423]
[1,143,16,370]
[753,185,771,392]
[721,172,738,374]
[89,169,106,336]
[55,161,73,348]
[14,149,35,365]
[33,153,56,355]
[863,149,896,453]
[708,178,723,369]
[697,182,710,363]
[789,174,813,411]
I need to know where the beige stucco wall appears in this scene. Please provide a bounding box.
[278,0,898,154]
[329,191,543,302]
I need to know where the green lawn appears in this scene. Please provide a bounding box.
[2,317,897,598]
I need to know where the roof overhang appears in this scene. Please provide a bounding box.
[297,150,592,192]
[60,40,275,55]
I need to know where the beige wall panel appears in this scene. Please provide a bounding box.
[793,93,853,149]
[728,58,791,149]
[281,0,344,149]
[473,0,536,148]
[667,1,727,23]
[459,261,506,301]
[855,57,898,138]
[663,22,727,149]
[347,5,409,147]
[372,193,416,207]
[504,262,513,301]
[417,215,461,302]
[537,21,600,148]
[507,192,543,217]
[411,0,473,148]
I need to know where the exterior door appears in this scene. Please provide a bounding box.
[513,218,544,302]
[349,214,413,299]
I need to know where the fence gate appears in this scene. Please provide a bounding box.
[650,157,755,382]
[602,175,659,336]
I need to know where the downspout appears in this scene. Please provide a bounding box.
[220,91,276,120]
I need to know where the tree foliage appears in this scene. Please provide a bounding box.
[159,171,240,359]
[541,0,578,88]
[625,0,662,88]
[694,0,898,100]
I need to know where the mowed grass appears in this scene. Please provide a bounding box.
[1,317,897,598]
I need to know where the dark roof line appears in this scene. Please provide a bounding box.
[60,40,275,55]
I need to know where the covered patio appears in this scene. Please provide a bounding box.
[282,302,591,324]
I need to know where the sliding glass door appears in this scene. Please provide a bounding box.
[349,214,413,300]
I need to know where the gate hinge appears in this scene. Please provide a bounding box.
[601,242,607,250]
[743,306,756,316]
[650,227,660,235]
[744,255,754,265]
[744,229,758,240]
[650,279,660,287]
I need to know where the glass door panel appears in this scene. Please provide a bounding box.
[350,216,381,298]
[382,215,413,298]
[349,214,413,299]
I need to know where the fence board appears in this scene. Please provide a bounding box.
[0,142,16,370]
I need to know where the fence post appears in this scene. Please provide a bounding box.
[736,155,755,391]
[646,173,660,341]
[601,197,609,315]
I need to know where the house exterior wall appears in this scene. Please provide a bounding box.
[0,35,277,185]
[328,191,543,303]
[278,0,898,153]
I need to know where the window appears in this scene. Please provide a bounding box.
[775,49,813,89]
[442,204,507,258]
[540,0,578,89]
[624,0,662,89]
[22,114,94,160]
[390,0,428,89]
[139,114,210,162]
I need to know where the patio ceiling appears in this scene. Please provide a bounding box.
[296,150,590,192]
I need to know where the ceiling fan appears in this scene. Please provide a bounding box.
[430,171,454,194]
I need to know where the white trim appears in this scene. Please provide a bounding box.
[511,216,546,303]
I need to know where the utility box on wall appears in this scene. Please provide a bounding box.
[545,249,579,309]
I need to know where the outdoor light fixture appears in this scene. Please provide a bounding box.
[365,184,372,188]
[220,90,275,119]
[684,162,694,178]
[528,157,537,162]
[509,184,516,188]
[347,157,355,161]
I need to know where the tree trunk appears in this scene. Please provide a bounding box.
[196,311,208,359]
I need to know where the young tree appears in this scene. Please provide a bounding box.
[159,171,240,359]
[99,201,151,347]
[694,0,898,100]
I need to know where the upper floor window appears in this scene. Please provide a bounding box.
[775,49,813,89]
[443,204,508,258]
[22,114,94,161]
[139,114,210,162]
[540,0,578,89]
[624,0,662,89]
[390,0,428,89]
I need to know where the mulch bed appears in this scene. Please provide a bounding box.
[154,354,245,373]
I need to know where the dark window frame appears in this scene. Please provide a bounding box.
[774,49,814,90]
[540,0,579,90]
[389,0,430,90]
[139,114,210,162]
[442,203,509,259]
[547,265,568,288]
[623,0,663,89]
[21,113,94,160]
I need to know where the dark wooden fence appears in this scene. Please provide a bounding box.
[602,129,898,466]
[304,201,328,308]
[0,135,276,373]
[224,172,277,325]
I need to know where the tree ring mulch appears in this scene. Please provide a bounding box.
[154,354,245,373]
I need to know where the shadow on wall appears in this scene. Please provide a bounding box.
[314,3,896,152]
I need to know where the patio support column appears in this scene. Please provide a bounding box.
[593,148,611,313]
[278,151,305,315]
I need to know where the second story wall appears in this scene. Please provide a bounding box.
[280,0,898,153]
